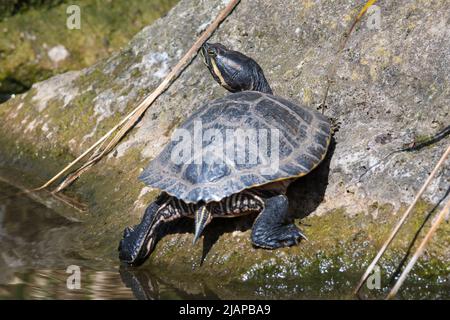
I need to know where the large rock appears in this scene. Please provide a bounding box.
[0,0,448,298]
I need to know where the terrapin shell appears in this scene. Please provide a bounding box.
[140,91,331,203]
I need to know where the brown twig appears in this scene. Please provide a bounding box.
[359,124,450,181]
[49,192,88,212]
[0,175,87,212]
[354,143,450,295]
[30,0,241,194]
[386,199,450,299]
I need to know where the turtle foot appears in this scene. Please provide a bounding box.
[251,195,306,249]
[252,223,306,249]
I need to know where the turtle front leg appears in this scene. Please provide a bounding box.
[118,194,180,266]
[251,195,306,249]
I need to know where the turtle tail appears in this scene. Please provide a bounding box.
[193,205,212,245]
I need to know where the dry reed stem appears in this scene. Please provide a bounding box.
[32,0,241,193]
[386,199,450,299]
[354,143,450,295]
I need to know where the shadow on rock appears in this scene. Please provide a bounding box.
[287,136,336,220]
[158,213,258,265]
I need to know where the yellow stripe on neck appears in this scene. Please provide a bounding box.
[210,59,232,91]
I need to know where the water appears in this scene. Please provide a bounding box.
[1,179,448,300]
[0,180,217,300]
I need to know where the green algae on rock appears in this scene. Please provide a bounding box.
[0,0,179,94]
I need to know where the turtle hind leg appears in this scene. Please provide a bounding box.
[251,195,306,249]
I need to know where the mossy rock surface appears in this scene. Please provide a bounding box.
[0,0,449,299]
[0,0,178,95]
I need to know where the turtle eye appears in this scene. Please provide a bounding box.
[207,49,216,57]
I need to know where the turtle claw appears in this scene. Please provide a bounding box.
[279,224,307,247]
[298,229,308,241]
[119,226,134,252]
[123,226,135,238]
[330,118,341,135]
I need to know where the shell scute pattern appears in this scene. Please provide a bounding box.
[139,91,331,203]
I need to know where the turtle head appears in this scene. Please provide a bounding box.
[201,42,273,94]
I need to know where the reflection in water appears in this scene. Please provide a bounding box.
[0,182,77,284]
[0,181,132,299]
[0,181,218,300]
[0,180,448,300]
[119,268,220,300]
[0,267,222,300]
[0,269,134,300]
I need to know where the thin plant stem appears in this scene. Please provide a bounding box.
[31,0,241,194]
[354,143,450,295]
[386,199,450,299]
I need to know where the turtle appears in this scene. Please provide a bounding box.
[118,42,331,266]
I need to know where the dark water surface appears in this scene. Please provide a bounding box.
[0,179,448,300]
[0,180,213,300]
